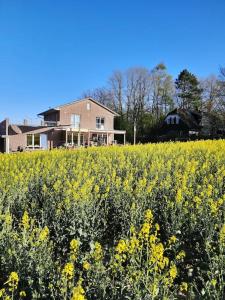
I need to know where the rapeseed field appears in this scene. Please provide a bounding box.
[0,140,224,299]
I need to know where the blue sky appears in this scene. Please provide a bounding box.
[0,0,225,123]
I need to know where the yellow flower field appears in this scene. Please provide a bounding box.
[0,140,224,299]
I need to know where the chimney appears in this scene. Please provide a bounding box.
[23,119,28,126]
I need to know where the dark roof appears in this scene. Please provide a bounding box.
[38,98,119,117]
[0,119,8,136]
[10,125,22,134]
[167,108,202,129]
[38,108,59,116]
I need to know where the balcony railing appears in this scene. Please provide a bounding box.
[44,121,58,127]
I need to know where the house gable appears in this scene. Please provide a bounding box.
[38,98,119,130]
[58,98,116,130]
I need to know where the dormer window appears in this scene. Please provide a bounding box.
[166,115,180,125]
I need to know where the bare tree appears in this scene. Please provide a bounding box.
[125,67,151,123]
[200,75,221,112]
[108,71,124,115]
[200,73,225,134]
[81,87,114,109]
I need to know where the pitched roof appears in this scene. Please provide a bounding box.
[38,98,119,116]
[167,108,202,129]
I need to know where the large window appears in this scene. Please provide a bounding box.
[71,114,80,129]
[27,134,40,148]
[27,135,33,147]
[96,117,105,129]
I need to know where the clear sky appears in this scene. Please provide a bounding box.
[0,0,225,123]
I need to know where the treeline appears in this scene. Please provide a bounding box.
[82,64,225,142]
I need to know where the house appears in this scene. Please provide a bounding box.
[0,98,126,153]
[160,108,202,139]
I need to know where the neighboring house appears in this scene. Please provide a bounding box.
[160,108,202,139]
[0,98,126,153]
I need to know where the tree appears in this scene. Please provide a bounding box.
[200,73,225,135]
[125,67,151,141]
[175,69,202,110]
[81,87,114,109]
[200,75,221,112]
[108,71,124,115]
[150,63,174,119]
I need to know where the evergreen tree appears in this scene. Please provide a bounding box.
[175,69,202,110]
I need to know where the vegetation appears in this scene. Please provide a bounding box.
[0,140,224,299]
[175,69,202,110]
[83,65,225,142]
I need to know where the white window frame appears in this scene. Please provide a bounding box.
[87,102,91,110]
[166,115,180,125]
[96,117,105,129]
[27,134,41,149]
[71,114,80,129]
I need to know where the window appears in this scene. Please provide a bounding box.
[34,134,40,146]
[71,114,80,129]
[96,117,105,129]
[166,115,180,125]
[27,134,40,148]
[87,102,91,110]
[27,134,33,147]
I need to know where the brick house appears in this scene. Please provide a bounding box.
[0,98,126,153]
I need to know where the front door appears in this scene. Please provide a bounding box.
[40,134,48,150]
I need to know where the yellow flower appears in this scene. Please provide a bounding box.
[70,239,79,251]
[62,262,74,280]
[180,282,188,292]
[169,264,177,280]
[176,250,186,260]
[211,279,217,287]
[116,239,127,254]
[5,213,12,225]
[149,234,157,245]
[169,235,177,244]
[83,261,90,270]
[155,223,160,231]
[0,289,5,297]
[206,184,213,197]
[139,222,151,239]
[92,242,103,261]
[39,226,49,241]
[5,272,19,291]
[193,196,201,207]
[19,291,27,297]
[176,189,182,203]
[150,242,165,268]
[145,209,153,222]
[70,239,79,261]
[94,185,99,193]
[128,236,139,254]
[21,211,30,230]
[71,279,86,300]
